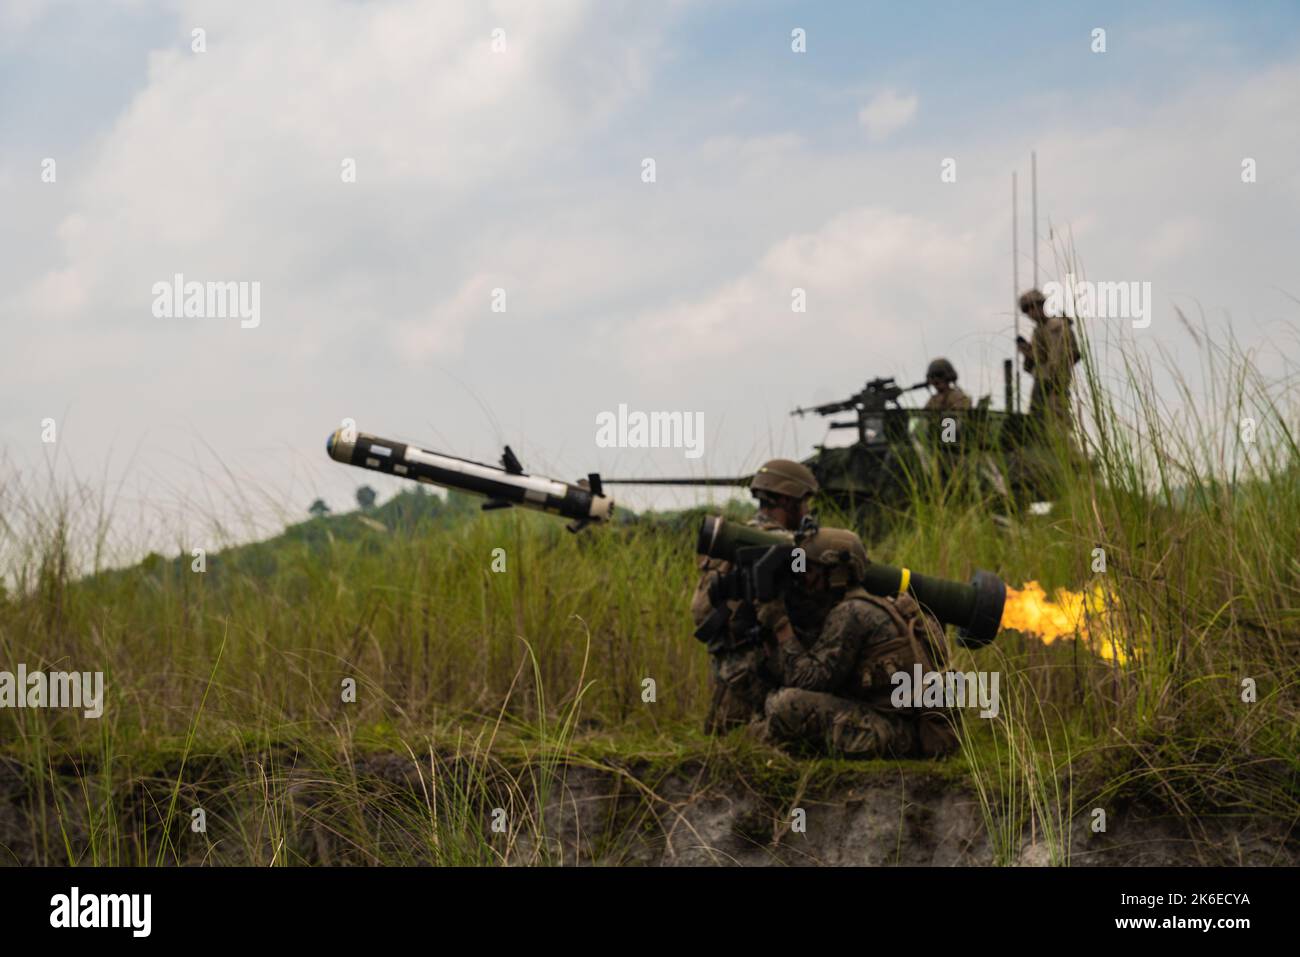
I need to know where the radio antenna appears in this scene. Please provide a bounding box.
[1012,170,1021,413]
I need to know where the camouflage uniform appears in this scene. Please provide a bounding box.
[695,459,820,735]
[923,387,972,413]
[923,357,972,455]
[693,512,787,734]
[1020,296,1081,431]
[757,529,960,759]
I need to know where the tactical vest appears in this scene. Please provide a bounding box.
[842,587,961,758]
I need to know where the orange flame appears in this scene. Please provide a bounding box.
[1001,581,1128,664]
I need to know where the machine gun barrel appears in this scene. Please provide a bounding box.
[326,428,614,531]
[792,380,930,417]
[600,475,750,488]
[791,399,856,418]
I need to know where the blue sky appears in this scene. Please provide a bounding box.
[1,0,1298,560]
[8,2,1298,180]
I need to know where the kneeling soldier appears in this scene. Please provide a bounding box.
[692,459,820,735]
[755,527,960,759]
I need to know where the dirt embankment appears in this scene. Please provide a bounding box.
[2,752,1293,866]
[356,754,1295,867]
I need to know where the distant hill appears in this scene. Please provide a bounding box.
[114,486,757,590]
[112,486,484,589]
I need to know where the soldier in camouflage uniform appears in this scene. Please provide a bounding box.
[923,357,971,470]
[923,357,971,413]
[1017,288,1081,434]
[694,459,819,735]
[754,527,960,759]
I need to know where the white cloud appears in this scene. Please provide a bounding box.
[619,207,986,370]
[3,0,675,376]
[389,273,501,361]
[604,57,1300,429]
[3,3,1299,548]
[857,89,918,141]
[1,0,54,32]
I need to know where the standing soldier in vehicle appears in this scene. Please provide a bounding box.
[923,357,971,474]
[1017,288,1081,433]
[754,526,959,759]
[693,460,819,734]
[923,357,971,413]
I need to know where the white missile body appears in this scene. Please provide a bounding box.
[327,428,614,530]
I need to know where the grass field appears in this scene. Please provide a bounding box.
[1,318,1297,865]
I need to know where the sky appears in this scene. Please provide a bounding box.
[2,0,1299,560]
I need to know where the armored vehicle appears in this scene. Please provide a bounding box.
[605,364,1060,534]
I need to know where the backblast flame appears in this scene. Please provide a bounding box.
[1000,581,1128,664]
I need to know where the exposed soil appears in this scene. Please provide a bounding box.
[497,760,1295,867]
[1,751,1293,866]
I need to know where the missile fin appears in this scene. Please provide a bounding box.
[501,446,524,475]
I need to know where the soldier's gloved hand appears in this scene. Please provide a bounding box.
[708,569,738,608]
[755,598,791,636]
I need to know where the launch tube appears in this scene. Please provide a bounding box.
[697,516,1005,647]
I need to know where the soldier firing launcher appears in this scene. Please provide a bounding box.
[326,427,614,532]
[696,516,1005,649]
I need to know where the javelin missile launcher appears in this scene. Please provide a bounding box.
[696,515,1006,648]
[326,428,614,531]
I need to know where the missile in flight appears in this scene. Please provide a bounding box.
[326,427,614,531]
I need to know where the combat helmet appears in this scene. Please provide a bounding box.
[750,458,819,501]
[1018,288,1046,314]
[801,526,870,588]
[926,357,958,383]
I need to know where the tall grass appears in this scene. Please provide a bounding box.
[0,313,1296,865]
[888,304,1300,862]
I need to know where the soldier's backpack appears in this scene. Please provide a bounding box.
[844,589,961,758]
